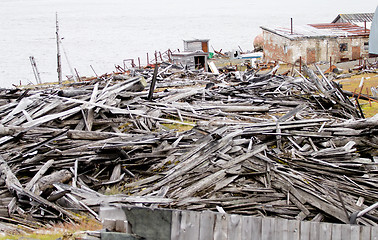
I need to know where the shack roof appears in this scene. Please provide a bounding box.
[171,50,208,57]
[183,39,210,43]
[261,23,370,40]
[332,13,374,23]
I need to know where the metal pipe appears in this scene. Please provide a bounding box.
[291,18,293,35]
[357,202,378,218]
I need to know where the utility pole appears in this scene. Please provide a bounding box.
[56,12,62,85]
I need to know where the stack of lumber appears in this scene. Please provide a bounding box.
[0,63,377,233]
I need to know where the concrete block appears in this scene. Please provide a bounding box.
[122,206,173,240]
[100,232,141,240]
[115,220,129,233]
[102,219,116,232]
[99,205,126,222]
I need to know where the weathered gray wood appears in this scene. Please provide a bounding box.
[81,195,173,206]
[213,213,228,240]
[287,219,300,240]
[318,222,332,240]
[199,211,215,240]
[371,226,378,240]
[36,169,72,193]
[25,159,54,191]
[250,216,262,240]
[276,218,289,240]
[241,216,253,240]
[227,214,241,240]
[309,222,319,240]
[261,218,276,240]
[300,221,311,240]
[295,188,349,224]
[331,224,342,240]
[161,88,203,103]
[176,170,227,199]
[22,106,82,128]
[183,211,200,240]
[0,155,23,193]
[360,225,371,240]
[171,210,181,240]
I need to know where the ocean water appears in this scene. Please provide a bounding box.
[0,0,376,88]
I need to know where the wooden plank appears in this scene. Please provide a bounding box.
[309,222,319,240]
[331,224,342,240]
[241,216,252,239]
[276,218,289,240]
[250,216,262,240]
[176,170,227,199]
[349,225,360,240]
[227,214,241,240]
[318,222,332,240]
[300,221,311,240]
[183,211,200,240]
[25,160,54,191]
[359,225,371,240]
[294,188,349,224]
[371,226,378,240]
[261,218,276,240]
[213,213,227,240]
[21,106,82,128]
[170,210,181,240]
[199,211,215,240]
[340,224,354,240]
[287,219,300,240]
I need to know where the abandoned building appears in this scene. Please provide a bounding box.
[332,13,374,29]
[171,39,209,70]
[260,22,370,64]
[369,6,378,55]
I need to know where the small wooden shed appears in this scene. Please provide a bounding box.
[171,51,208,70]
[183,39,210,53]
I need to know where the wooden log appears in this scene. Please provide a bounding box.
[36,170,72,193]
[25,160,54,192]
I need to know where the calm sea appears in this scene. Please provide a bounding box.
[0,0,376,88]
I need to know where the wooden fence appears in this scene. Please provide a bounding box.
[116,206,378,240]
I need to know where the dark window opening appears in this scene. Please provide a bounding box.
[194,56,205,69]
[364,42,369,51]
[340,43,348,52]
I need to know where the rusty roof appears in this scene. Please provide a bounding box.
[260,22,370,40]
[309,23,370,36]
[332,13,374,23]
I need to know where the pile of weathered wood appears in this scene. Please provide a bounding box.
[0,63,377,233]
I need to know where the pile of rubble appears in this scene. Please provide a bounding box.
[0,63,377,234]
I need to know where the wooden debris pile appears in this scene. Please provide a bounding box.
[0,63,377,232]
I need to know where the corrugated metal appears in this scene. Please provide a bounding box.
[369,6,378,55]
[332,13,374,23]
[309,23,370,36]
[260,23,369,40]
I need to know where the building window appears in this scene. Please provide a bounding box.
[283,45,288,54]
[340,43,348,52]
[364,42,369,51]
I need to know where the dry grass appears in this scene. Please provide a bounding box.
[336,73,378,118]
[0,217,101,240]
